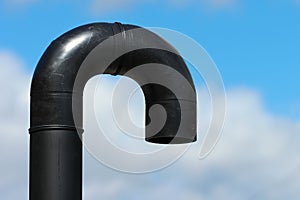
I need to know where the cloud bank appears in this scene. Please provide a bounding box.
[0,50,30,199]
[0,50,300,199]
[83,78,300,199]
[89,0,237,15]
[2,0,38,9]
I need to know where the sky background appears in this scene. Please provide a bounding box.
[0,0,300,199]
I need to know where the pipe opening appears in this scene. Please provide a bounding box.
[146,136,196,144]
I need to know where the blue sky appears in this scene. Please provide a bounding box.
[1,0,300,118]
[1,0,300,199]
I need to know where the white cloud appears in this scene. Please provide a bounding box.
[3,0,38,8]
[208,0,237,8]
[83,79,300,199]
[1,50,300,199]
[89,0,237,15]
[90,0,138,15]
[0,50,30,199]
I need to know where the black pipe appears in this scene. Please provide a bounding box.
[29,22,197,200]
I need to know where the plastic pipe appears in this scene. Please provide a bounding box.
[29,22,197,200]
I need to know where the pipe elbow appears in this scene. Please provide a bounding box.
[30,22,197,144]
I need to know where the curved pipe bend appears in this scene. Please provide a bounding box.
[29,22,198,200]
[30,22,197,144]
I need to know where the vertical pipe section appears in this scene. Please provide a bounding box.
[30,129,82,200]
[29,91,84,200]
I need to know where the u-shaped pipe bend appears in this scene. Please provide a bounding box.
[30,22,197,144]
